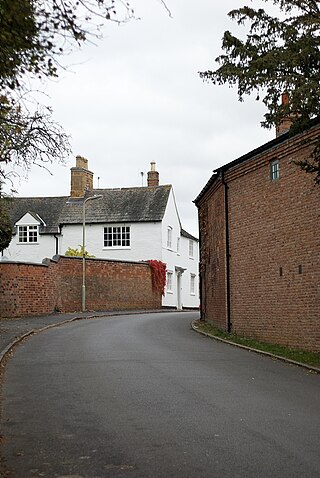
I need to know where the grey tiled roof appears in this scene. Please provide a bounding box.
[8,185,172,234]
[181,229,198,242]
[9,196,69,234]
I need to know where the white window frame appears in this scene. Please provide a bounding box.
[270,160,280,181]
[177,237,180,255]
[18,225,38,243]
[167,226,172,249]
[189,239,194,258]
[190,274,196,295]
[166,271,173,293]
[103,225,131,249]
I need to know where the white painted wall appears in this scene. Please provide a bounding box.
[3,233,56,263]
[161,189,199,309]
[59,221,162,262]
[3,213,57,263]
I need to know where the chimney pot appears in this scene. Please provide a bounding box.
[147,162,159,187]
[276,92,293,137]
[70,156,94,197]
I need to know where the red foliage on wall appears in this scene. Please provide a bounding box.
[147,260,167,296]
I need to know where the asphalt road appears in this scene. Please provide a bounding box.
[1,311,320,478]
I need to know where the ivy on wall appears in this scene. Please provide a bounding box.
[147,260,167,296]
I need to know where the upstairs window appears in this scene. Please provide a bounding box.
[18,225,38,243]
[104,226,130,248]
[177,237,180,254]
[167,226,172,249]
[189,239,194,258]
[270,160,280,181]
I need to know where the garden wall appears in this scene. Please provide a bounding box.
[0,255,161,318]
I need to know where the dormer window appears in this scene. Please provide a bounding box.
[18,225,38,243]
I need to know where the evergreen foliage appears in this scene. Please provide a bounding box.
[200,0,320,184]
[0,189,12,252]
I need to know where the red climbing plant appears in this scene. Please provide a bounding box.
[147,260,167,296]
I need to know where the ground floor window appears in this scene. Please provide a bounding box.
[166,271,173,293]
[190,274,196,295]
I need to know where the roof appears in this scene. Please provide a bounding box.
[181,228,198,242]
[9,196,68,234]
[8,185,172,234]
[194,118,320,205]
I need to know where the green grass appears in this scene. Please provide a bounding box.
[194,320,320,368]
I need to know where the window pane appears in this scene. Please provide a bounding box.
[113,227,121,246]
[104,227,112,247]
[19,226,28,242]
[29,226,38,242]
[122,226,130,246]
[167,227,172,248]
[190,274,195,294]
[104,226,130,247]
[189,240,194,257]
[167,272,172,291]
[271,160,279,180]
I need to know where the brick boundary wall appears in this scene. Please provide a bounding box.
[0,255,161,318]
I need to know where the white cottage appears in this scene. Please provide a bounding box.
[4,157,199,309]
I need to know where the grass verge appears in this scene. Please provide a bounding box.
[193,320,320,368]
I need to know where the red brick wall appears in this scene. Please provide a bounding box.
[0,262,57,317]
[197,125,320,353]
[0,256,161,318]
[198,181,227,329]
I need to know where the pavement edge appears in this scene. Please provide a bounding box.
[191,320,320,374]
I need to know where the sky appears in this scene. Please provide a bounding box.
[5,0,276,237]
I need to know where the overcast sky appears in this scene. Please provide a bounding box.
[7,0,275,237]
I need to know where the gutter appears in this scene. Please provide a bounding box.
[221,171,231,333]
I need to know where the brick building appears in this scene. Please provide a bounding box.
[194,120,320,353]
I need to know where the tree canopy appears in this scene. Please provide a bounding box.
[0,0,136,189]
[0,191,12,251]
[200,0,320,184]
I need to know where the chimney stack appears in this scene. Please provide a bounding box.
[147,162,159,187]
[70,155,94,197]
[276,92,293,137]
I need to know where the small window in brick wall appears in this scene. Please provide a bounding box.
[270,160,280,181]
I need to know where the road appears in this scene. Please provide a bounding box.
[1,311,319,478]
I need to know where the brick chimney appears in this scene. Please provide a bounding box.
[147,162,159,187]
[70,156,94,197]
[276,92,293,137]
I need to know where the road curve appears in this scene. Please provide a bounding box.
[1,311,319,478]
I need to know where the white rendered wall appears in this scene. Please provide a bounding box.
[161,189,199,309]
[3,234,56,263]
[3,213,57,263]
[59,221,162,262]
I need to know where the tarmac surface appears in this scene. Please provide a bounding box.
[0,310,168,363]
[1,309,319,374]
[1,311,319,478]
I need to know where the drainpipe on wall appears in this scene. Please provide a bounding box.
[221,171,232,333]
[54,232,60,255]
[198,213,204,321]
